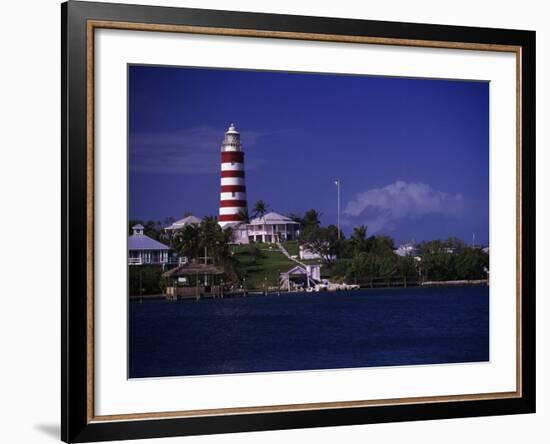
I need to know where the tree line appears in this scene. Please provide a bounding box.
[288,208,488,284]
[129,204,489,286]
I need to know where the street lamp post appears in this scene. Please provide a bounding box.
[139,270,143,304]
[335,179,341,239]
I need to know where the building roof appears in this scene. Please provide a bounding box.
[226,123,239,134]
[280,264,321,276]
[249,212,299,226]
[221,221,247,230]
[128,233,171,251]
[162,263,224,278]
[165,215,201,230]
[281,265,308,276]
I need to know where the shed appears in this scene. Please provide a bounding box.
[162,262,225,300]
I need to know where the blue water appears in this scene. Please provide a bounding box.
[129,286,489,378]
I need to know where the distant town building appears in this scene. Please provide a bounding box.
[394,242,420,257]
[128,224,172,265]
[247,212,300,243]
[299,244,336,262]
[218,124,248,228]
[164,215,201,232]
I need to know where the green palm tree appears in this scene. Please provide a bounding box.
[237,207,250,223]
[350,225,368,254]
[172,224,201,260]
[252,200,268,219]
[352,225,367,241]
[302,209,321,228]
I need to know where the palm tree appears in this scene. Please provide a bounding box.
[198,216,232,265]
[172,224,201,260]
[287,213,304,225]
[352,225,367,241]
[252,200,269,219]
[302,209,321,228]
[237,207,250,224]
[350,225,368,254]
[158,227,172,245]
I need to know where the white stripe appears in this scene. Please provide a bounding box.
[219,207,245,215]
[221,177,245,186]
[221,162,244,171]
[220,192,247,200]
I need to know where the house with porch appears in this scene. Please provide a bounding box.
[128,224,172,265]
[247,212,299,243]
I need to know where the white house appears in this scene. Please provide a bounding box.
[394,243,419,257]
[160,210,301,246]
[247,212,300,243]
[164,215,201,232]
[223,222,250,245]
[128,224,172,265]
[299,244,337,262]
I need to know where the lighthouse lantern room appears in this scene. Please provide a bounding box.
[218,124,248,227]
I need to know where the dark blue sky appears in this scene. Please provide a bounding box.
[129,65,489,245]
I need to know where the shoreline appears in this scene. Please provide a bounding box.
[129,280,488,301]
[421,279,488,287]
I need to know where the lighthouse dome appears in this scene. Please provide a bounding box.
[222,123,242,151]
[226,123,239,134]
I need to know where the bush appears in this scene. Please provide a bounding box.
[128,266,164,296]
[454,248,489,280]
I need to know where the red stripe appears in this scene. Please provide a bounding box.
[220,200,247,208]
[221,151,244,163]
[221,185,246,192]
[221,170,245,178]
[219,214,243,222]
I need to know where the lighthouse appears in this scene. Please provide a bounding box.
[218,123,248,227]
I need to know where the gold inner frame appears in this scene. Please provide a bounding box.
[85,19,523,423]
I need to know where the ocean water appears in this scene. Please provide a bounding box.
[129,286,489,378]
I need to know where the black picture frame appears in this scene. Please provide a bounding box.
[62,1,536,442]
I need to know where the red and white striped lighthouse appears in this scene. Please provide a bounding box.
[218,123,247,227]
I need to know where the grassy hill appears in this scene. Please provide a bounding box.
[281,240,299,257]
[231,244,297,289]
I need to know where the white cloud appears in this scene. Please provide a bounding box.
[344,181,464,233]
[129,126,265,175]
